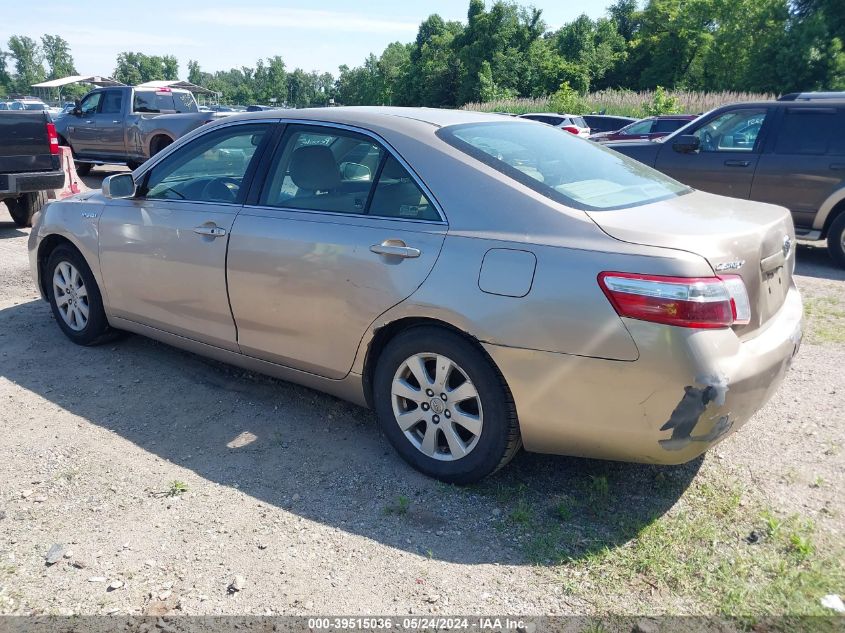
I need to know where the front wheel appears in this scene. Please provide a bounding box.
[828,212,845,269]
[373,326,521,484]
[46,245,118,346]
[6,191,47,227]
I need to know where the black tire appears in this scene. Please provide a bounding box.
[373,326,521,484]
[6,191,47,227]
[127,160,144,171]
[74,161,93,176]
[46,244,117,346]
[151,136,172,157]
[828,212,845,269]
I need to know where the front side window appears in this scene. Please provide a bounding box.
[620,119,654,135]
[79,93,101,116]
[438,121,689,211]
[694,109,767,152]
[143,124,269,203]
[101,90,124,115]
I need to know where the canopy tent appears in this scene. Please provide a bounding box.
[135,80,218,96]
[31,75,126,89]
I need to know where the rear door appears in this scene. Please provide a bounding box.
[750,106,845,229]
[655,106,772,199]
[226,123,446,379]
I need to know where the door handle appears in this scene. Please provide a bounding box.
[370,239,420,259]
[830,163,845,171]
[85,120,94,124]
[724,159,751,167]
[193,225,227,237]
[112,120,120,124]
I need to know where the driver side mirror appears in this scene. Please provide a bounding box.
[673,134,700,154]
[102,173,136,199]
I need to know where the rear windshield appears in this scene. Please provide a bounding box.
[133,90,197,113]
[437,121,689,211]
[572,116,587,128]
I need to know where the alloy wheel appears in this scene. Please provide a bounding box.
[52,261,89,331]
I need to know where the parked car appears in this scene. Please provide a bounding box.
[53,86,219,174]
[778,92,845,101]
[9,98,50,112]
[0,102,11,111]
[591,115,698,142]
[29,107,802,483]
[606,100,845,267]
[582,114,637,134]
[519,112,591,137]
[0,111,65,227]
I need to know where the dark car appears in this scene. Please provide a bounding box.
[591,115,698,142]
[582,114,637,134]
[606,100,845,266]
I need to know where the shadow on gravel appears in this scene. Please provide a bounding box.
[0,298,701,566]
[0,220,26,239]
[795,242,845,281]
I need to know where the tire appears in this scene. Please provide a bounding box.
[828,212,845,269]
[127,160,144,171]
[151,137,172,157]
[46,244,117,346]
[74,161,93,176]
[6,191,47,227]
[373,326,521,484]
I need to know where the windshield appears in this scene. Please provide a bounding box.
[438,121,689,210]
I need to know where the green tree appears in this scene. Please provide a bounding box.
[8,35,45,92]
[41,35,76,79]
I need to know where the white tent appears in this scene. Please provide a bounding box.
[31,75,126,89]
[135,80,217,96]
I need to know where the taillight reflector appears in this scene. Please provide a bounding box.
[46,122,59,155]
[561,125,580,135]
[598,272,751,329]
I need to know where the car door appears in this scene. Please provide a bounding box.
[98,121,274,351]
[65,91,103,155]
[94,89,127,157]
[654,106,772,199]
[226,123,447,379]
[750,106,845,229]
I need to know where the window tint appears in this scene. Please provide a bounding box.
[653,118,686,134]
[439,122,688,211]
[143,124,268,203]
[620,119,653,135]
[369,156,438,221]
[261,126,384,214]
[133,90,196,113]
[694,109,767,152]
[79,92,101,116]
[101,90,123,115]
[830,110,845,156]
[774,108,838,155]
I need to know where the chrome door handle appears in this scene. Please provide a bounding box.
[193,225,227,237]
[85,120,94,124]
[830,163,845,171]
[724,159,750,167]
[370,240,420,259]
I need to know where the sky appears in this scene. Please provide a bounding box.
[2,0,611,79]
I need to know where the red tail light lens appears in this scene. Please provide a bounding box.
[598,272,751,329]
[561,125,580,135]
[46,122,59,155]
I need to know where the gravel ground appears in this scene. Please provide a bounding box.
[0,176,843,617]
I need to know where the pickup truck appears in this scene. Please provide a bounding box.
[53,86,218,174]
[0,111,65,227]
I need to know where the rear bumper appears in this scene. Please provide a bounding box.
[0,169,65,197]
[484,284,803,464]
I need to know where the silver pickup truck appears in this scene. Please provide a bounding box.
[53,86,219,174]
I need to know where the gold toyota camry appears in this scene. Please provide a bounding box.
[29,108,803,483]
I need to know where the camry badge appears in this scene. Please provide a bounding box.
[714,260,745,271]
[782,236,792,258]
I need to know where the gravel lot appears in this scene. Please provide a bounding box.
[1,170,843,618]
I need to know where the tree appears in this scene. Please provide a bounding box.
[0,47,12,95]
[8,35,44,93]
[114,52,179,85]
[41,35,76,79]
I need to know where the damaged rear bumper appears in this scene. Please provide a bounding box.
[483,284,802,465]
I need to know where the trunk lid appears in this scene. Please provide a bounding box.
[586,190,796,336]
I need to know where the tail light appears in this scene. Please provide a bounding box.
[598,272,751,329]
[46,122,59,155]
[561,125,580,135]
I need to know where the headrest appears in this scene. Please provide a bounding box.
[290,145,340,191]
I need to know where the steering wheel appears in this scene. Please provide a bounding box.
[200,177,241,203]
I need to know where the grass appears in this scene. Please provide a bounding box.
[384,494,411,516]
[471,461,844,622]
[803,295,845,344]
[463,88,775,117]
[166,480,188,497]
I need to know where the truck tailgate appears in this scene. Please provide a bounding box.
[0,112,56,173]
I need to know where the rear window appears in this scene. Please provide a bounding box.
[572,116,587,128]
[775,108,843,155]
[133,90,197,113]
[437,121,689,211]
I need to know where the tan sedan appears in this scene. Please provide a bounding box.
[28,108,803,483]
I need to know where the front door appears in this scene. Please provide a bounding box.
[66,91,102,156]
[655,107,772,199]
[227,123,446,379]
[98,121,273,350]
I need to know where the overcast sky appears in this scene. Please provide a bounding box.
[2,0,611,78]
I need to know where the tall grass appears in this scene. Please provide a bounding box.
[463,88,776,117]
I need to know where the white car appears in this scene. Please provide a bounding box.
[518,112,591,138]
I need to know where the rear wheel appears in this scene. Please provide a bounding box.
[373,326,521,484]
[6,191,47,227]
[74,162,93,176]
[46,245,117,345]
[828,212,845,269]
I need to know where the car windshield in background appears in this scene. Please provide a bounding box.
[438,122,690,210]
[133,91,198,113]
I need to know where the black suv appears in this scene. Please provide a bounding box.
[606,99,845,267]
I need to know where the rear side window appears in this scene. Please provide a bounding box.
[134,91,197,113]
[774,108,839,155]
[653,119,686,134]
[572,117,587,128]
[101,90,124,115]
